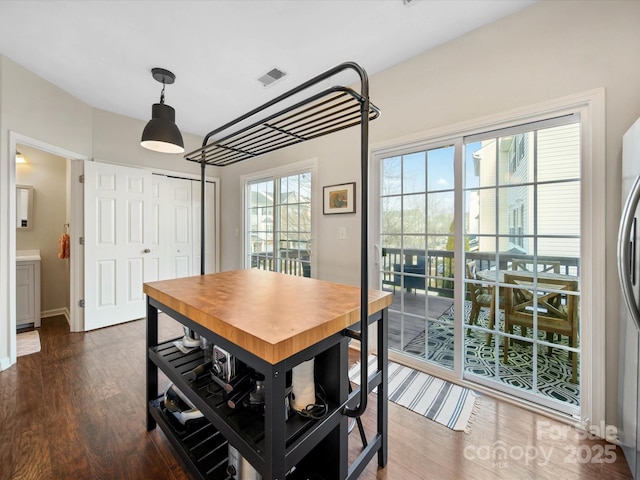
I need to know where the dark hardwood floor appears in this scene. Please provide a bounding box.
[0,315,632,480]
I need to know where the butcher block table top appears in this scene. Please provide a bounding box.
[144,269,392,364]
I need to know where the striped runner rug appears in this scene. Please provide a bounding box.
[349,355,479,433]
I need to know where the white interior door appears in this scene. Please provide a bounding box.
[148,175,165,283]
[167,177,193,278]
[84,161,153,330]
[151,175,194,280]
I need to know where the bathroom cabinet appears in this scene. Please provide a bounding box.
[16,250,41,328]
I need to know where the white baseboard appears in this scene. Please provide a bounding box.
[0,357,11,371]
[41,308,69,321]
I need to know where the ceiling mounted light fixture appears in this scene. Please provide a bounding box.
[140,67,184,154]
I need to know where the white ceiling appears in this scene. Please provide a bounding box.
[0,0,536,140]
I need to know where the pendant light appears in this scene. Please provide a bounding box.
[140,68,184,154]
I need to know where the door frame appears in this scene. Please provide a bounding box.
[7,132,88,356]
[369,88,605,431]
[239,158,318,277]
[81,158,220,331]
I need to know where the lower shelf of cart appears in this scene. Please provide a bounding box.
[150,397,331,480]
[149,341,340,460]
[149,399,230,480]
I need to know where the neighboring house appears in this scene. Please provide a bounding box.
[475,122,581,260]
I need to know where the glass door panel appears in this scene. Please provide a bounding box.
[247,172,311,277]
[381,145,455,370]
[463,119,581,413]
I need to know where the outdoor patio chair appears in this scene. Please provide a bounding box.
[503,273,579,384]
[393,256,426,293]
[509,260,560,339]
[466,261,500,343]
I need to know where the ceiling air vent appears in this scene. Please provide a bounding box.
[258,68,286,87]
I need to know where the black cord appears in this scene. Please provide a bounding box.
[294,383,328,420]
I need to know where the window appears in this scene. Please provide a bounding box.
[246,171,312,277]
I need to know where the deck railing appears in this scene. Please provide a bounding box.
[251,246,580,293]
[251,249,311,277]
[381,247,580,297]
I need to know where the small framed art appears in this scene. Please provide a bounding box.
[323,182,356,215]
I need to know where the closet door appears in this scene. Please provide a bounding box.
[85,168,210,331]
[151,175,197,280]
[84,161,153,330]
[166,177,193,278]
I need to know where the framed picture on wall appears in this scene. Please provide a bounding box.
[323,182,356,215]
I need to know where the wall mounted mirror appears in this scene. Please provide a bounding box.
[16,185,34,230]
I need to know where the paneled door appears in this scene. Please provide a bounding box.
[84,161,153,330]
[150,175,195,280]
[166,177,193,278]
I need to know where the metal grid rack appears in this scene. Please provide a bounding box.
[184,86,379,167]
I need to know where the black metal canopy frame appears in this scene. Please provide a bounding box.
[184,61,380,419]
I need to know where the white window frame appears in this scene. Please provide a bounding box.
[370,89,605,429]
[240,158,318,277]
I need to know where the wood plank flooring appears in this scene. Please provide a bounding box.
[0,315,632,480]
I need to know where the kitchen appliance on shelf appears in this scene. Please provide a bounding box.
[617,116,640,479]
[181,326,201,348]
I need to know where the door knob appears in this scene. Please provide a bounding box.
[143,248,151,254]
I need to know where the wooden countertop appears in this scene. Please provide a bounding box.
[144,269,392,364]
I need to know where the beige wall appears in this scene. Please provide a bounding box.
[0,0,639,426]
[1,58,94,155]
[16,145,69,314]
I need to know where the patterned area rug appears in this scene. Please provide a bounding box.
[404,303,580,406]
[349,355,479,433]
[17,330,41,357]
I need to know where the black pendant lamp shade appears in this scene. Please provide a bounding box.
[140,68,184,154]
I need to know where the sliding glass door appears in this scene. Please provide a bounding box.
[378,115,582,414]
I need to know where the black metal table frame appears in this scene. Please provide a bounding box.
[146,294,388,480]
